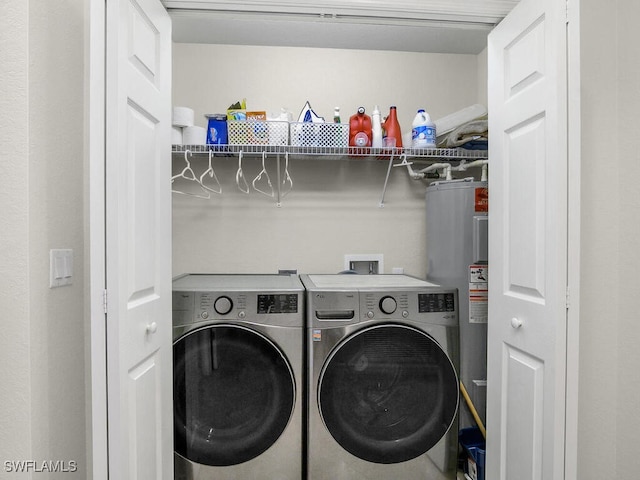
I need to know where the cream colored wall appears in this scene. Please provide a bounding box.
[614,2,640,475]
[0,0,32,467]
[578,0,619,474]
[172,43,482,277]
[578,0,640,477]
[476,48,488,107]
[0,0,87,476]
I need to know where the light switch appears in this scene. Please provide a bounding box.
[50,249,73,288]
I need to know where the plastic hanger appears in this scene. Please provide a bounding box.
[252,151,275,198]
[172,150,210,199]
[235,151,250,194]
[199,149,222,195]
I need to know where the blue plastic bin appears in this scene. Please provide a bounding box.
[459,428,486,480]
[205,114,228,145]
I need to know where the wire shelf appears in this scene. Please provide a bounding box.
[172,144,488,160]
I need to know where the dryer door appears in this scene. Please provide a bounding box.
[318,324,459,464]
[173,324,295,466]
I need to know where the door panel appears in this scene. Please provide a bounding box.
[130,354,161,479]
[487,0,567,479]
[505,113,546,299]
[106,0,172,478]
[503,346,543,480]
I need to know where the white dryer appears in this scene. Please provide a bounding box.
[172,274,304,480]
[300,274,459,480]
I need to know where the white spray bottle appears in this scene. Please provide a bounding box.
[372,105,383,149]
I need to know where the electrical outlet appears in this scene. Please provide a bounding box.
[344,254,384,274]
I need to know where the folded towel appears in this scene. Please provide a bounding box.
[439,119,488,148]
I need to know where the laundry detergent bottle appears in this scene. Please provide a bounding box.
[411,109,436,148]
[382,106,403,148]
[349,107,372,147]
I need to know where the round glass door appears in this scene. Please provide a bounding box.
[173,324,295,466]
[318,324,458,464]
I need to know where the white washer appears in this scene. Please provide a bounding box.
[300,274,459,480]
[172,274,304,480]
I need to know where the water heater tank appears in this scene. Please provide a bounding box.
[426,178,488,429]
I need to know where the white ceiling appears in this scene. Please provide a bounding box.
[163,0,519,54]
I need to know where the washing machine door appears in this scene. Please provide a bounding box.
[318,323,458,464]
[173,324,295,466]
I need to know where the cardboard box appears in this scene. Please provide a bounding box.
[247,111,268,144]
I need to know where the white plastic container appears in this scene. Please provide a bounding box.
[411,109,436,148]
[371,105,383,149]
[433,104,487,137]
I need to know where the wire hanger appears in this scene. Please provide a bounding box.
[199,149,222,195]
[252,151,275,198]
[172,150,210,199]
[236,150,250,194]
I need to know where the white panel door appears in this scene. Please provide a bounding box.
[106,0,172,478]
[487,0,568,479]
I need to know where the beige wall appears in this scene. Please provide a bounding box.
[0,0,32,468]
[476,47,488,107]
[614,1,640,474]
[0,0,87,476]
[171,43,483,277]
[578,0,619,474]
[7,2,640,478]
[578,0,640,477]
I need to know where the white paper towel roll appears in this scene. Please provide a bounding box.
[172,126,183,145]
[183,126,207,145]
[172,106,194,127]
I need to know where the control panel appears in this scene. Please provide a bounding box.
[363,292,410,319]
[172,290,301,327]
[257,294,299,314]
[359,290,457,321]
[418,292,456,313]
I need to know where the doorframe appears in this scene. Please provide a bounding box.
[87,0,108,478]
[86,1,582,479]
[565,0,581,479]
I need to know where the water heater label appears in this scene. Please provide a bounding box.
[469,265,488,324]
[475,187,488,212]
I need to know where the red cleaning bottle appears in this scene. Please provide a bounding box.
[349,107,372,147]
[382,106,403,148]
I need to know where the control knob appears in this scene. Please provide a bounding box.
[214,296,233,315]
[379,296,397,315]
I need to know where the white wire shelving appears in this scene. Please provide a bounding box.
[171,143,488,160]
[171,144,488,206]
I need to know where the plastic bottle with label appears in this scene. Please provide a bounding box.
[333,107,341,123]
[349,107,372,147]
[411,109,436,148]
[382,106,403,148]
[371,105,383,149]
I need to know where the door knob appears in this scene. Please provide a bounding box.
[511,317,523,329]
[146,322,158,334]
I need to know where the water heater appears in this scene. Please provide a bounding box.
[426,178,488,430]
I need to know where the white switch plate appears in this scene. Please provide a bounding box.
[50,249,73,288]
